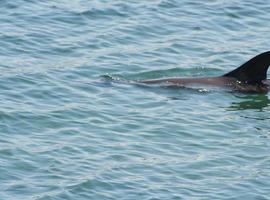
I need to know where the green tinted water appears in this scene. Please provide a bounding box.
[0,1,270,199]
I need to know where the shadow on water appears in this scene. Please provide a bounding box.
[228,94,270,111]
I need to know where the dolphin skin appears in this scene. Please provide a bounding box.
[140,51,270,93]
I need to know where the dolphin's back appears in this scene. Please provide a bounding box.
[139,51,270,92]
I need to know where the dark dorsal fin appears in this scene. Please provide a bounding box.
[223,51,270,84]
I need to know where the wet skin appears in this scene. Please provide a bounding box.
[140,77,270,93]
[139,51,270,93]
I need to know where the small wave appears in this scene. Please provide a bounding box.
[102,67,222,82]
[100,74,125,82]
[79,8,127,19]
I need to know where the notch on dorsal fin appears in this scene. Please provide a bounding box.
[223,51,270,84]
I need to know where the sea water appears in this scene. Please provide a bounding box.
[0,1,270,199]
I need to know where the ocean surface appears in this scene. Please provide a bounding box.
[1,1,270,199]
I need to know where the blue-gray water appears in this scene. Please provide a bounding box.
[1,1,270,199]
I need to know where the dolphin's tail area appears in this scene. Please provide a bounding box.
[223,51,270,84]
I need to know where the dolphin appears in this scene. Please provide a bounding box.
[139,51,270,93]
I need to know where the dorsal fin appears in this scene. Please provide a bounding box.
[223,51,270,84]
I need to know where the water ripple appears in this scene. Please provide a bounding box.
[0,0,270,200]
